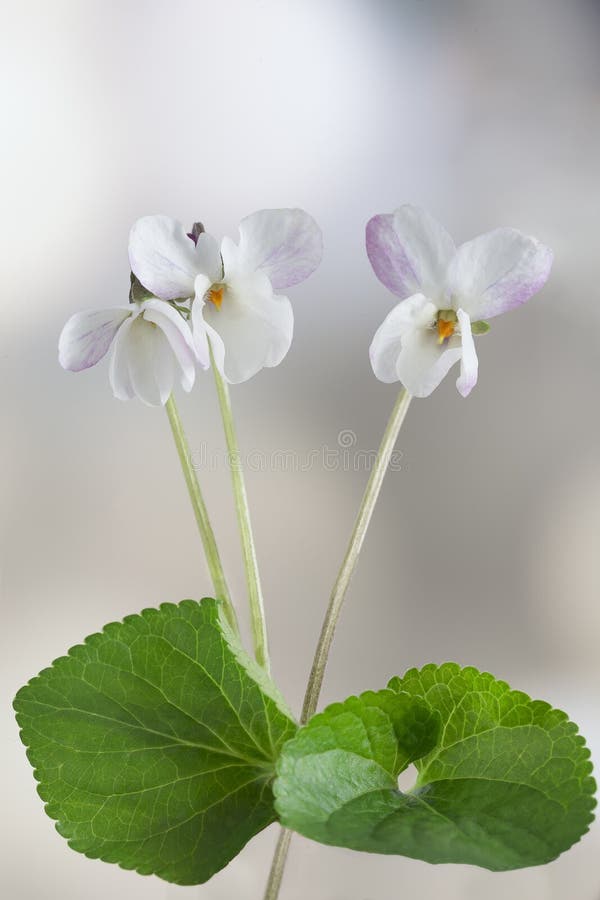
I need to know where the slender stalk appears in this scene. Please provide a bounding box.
[301,387,411,721]
[165,394,238,633]
[263,387,412,900]
[262,827,292,900]
[211,358,271,672]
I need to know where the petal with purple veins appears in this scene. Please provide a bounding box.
[447,227,553,320]
[236,208,323,290]
[128,215,200,301]
[59,307,131,372]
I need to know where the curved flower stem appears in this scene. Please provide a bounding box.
[165,394,238,633]
[263,387,412,900]
[211,358,271,673]
[301,387,411,721]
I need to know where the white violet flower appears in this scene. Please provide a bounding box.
[129,208,323,383]
[59,298,198,406]
[58,208,322,404]
[366,205,553,397]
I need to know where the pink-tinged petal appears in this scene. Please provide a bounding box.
[366,205,456,301]
[447,228,553,320]
[456,308,479,397]
[109,316,136,400]
[236,208,323,290]
[128,215,200,301]
[59,307,131,372]
[141,299,198,391]
[369,294,437,383]
[201,268,293,383]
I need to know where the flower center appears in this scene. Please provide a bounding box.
[207,285,224,309]
[436,309,457,344]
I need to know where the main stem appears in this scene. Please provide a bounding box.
[211,361,271,673]
[263,387,412,900]
[165,394,238,633]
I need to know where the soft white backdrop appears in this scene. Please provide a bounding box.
[2,1,600,898]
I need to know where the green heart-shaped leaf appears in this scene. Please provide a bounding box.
[14,598,297,885]
[274,664,596,870]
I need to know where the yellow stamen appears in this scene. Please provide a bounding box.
[437,318,455,344]
[208,286,224,309]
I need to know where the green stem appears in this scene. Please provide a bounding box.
[262,828,292,900]
[211,358,271,673]
[301,387,411,721]
[165,394,238,633]
[262,387,412,900]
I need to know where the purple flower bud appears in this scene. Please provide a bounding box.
[187,222,205,245]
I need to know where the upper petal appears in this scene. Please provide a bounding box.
[455,308,479,397]
[201,270,293,383]
[59,307,131,372]
[128,215,200,301]
[447,227,553,320]
[236,208,323,290]
[369,294,437,383]
[366,205,456,301]
[194,232,223,283]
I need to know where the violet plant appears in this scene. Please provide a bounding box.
[14,206,596,899]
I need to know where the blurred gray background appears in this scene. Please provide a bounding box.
[2,0,600,897]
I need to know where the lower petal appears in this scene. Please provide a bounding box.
[191,298,227,378]
[142,299,198,391]
[456,309,479,397]
[202,271,293,383]
[369,295,437,383]
[125,318,175,406]
[108,317,136,400]
[396,330,463,398]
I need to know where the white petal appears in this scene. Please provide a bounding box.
[456,308,478,397]
[59,307,131,372]
[369,294,437,383]
[191,298,226,376]
[202,269,293,383]
[109,316,136,400]
[447,227,553,320]
[236,208,323,290]
[121,317,174,406]
[366,205,456,301]
[128,215,200,301]
[141,299,197,391]
[396,330,463,398]
[194,232,223,283]
[205,322,227,378]
[190,294,210,368]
